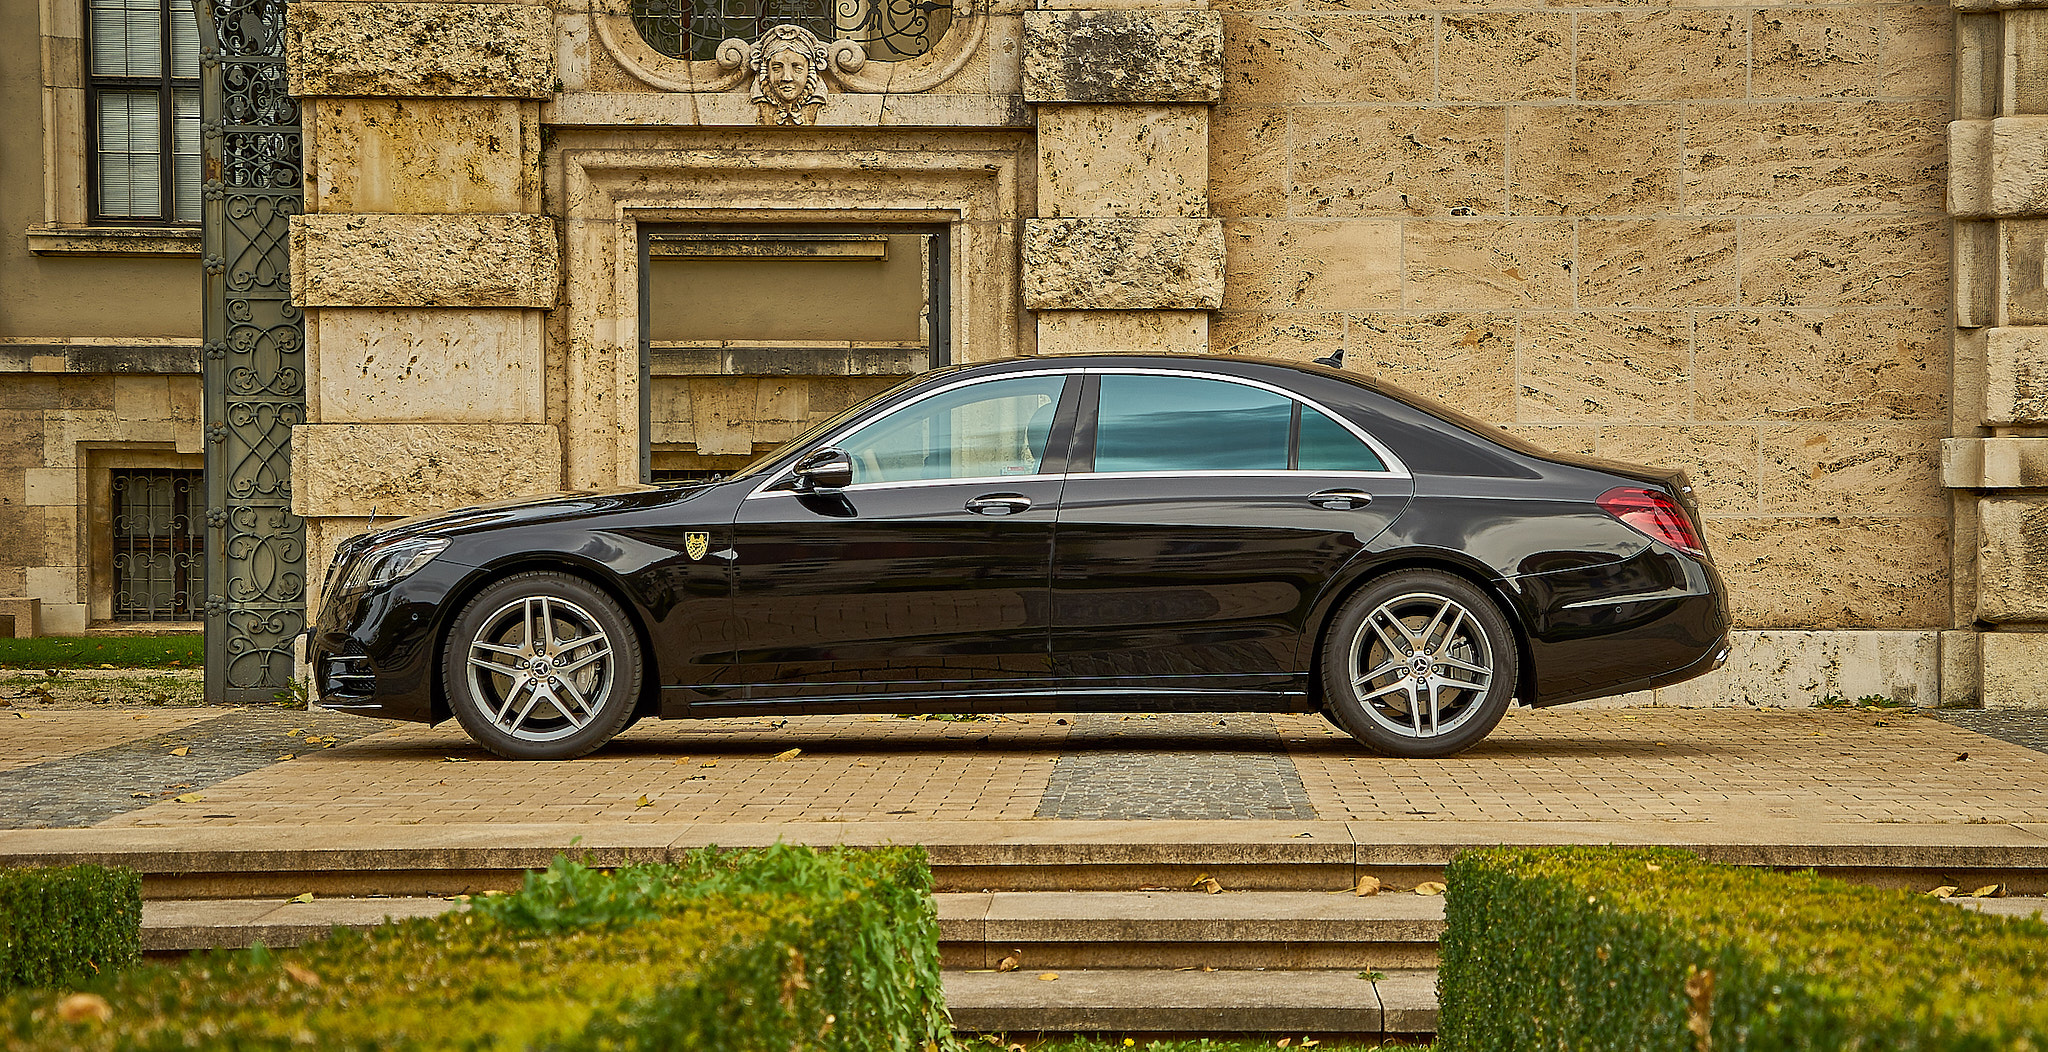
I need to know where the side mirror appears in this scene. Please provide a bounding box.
[791,447,854,492]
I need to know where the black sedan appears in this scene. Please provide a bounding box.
[311,354,1729,760]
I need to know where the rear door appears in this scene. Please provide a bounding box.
[1049,370,1414,692]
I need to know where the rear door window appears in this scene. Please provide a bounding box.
[1094,374,1291,472]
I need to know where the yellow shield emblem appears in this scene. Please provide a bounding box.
[685,532,710,561]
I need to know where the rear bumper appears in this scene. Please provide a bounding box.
[1504,546,1731,707]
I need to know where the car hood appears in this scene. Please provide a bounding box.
[354,483,715,547]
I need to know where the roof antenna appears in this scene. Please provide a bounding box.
[1312,348,1344,369]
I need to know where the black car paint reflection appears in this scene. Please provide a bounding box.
[311,354,1731,759]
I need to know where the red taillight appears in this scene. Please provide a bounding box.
[1597,487,1707,558]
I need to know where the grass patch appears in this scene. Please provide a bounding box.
[0,636,202,670]
[976,1039,1428,1050]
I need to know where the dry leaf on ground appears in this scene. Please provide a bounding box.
[169,747,189,756]
[634,794,652,808]
[56,994,111,1024]
[1927,885,1959,898]
[1036,973,1059,981]
[1354,876,1383,896]
[286,892,314,904]
[1969,884,2007,898]
[282,963,322,986]
[1415,882,1447,896]
[173,793,203,803]
[773,748,802,761]
[995,953,1022,973]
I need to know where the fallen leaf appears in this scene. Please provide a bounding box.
[1927,886,1959,898]
[634,794,652,808]
[1646,863,1662,872]
[1036,972,1059,981]
[11,712,24,719]
[1293,831,1313,838]
[1957,753,1970,762]
[170,747,189,756]
[1195,877,1224,894]
[773,748,802,762]
[132,714,146,720]
[173,793,203,803]
[287,728,304,737]
[442,757,470,763]
[672,757,692,764]
[286,892,314,904]
[995,952,1022,973]
[1415,882,1447,896]
[1354,875,1383,896]
[56,993,111,1024]
[276,754,294,761]
[282,963,322,986]
[1277,1040,1292,1048]
[1969,884,2006,898]
[129,792,151,798]
[1301,1040,1320,1048]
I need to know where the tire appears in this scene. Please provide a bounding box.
[1320,569,1518,759]
[443,571,644,760]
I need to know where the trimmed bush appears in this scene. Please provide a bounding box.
[1439,846,2048,1051]
[0,865,140,991]
[1,845,954,1051]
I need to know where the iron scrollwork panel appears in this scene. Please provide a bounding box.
[197,0,306,703]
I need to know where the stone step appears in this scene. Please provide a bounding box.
[941,967,1436,1038]
[935,890,1445,970]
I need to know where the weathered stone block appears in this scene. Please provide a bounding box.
[1509,105,1680,216]
[1955,219,1997,327]
[1209,311,1344,363]
[1439,12,1570,102]
[1403,220,1572,310]
[1220,221,1399,312]
[1688,101,1946,216]
[1949,119,1994,216]
[1940,630,1981,709]
[1517,313,1692,423]
[1944,437,2048,489]
[2002,219,2048,324]
[1984,326,2048,424]
[1350,312,1515,420]
[1750,9,1883,101]
[1035,311,1208,355]
[1577,220,1737,308]
[1208,107,1285,219]
[1291,106,1504,217]
[1023,218,1224,310]
[1023,11,1222,103]
[306,99,537,215]
[1595,424,1759,517]
[1695,309,1947,421]
[308,309,546,423]
[1037,105,1207,218]
[291,214,559,309]
[1760,423,1945,517]
[1221,13,1431,106]
[2010,10,2048,116]
[1982,632,2048,709]
[1646,630,1938,708]
[1977,498,2048,622]
[287,2,556,99]
[1950,117,2048,218]
[291,423,562,519]
[1739,218,1948,308]
[1576,12,1744,101]
[1713,516,1948,630]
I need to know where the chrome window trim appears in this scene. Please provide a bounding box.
[744,363,1415,501]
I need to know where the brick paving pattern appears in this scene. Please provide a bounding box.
[1036,713,1317,820]
[4,705,2046,830]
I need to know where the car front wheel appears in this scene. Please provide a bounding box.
[443,571,643,760]
[1321,569,1517,758]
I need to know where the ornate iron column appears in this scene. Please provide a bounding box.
[195,0,308,703]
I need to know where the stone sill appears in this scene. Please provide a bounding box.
[545,91,1033,129]
[0,341,203,375]
[27,225,201,257]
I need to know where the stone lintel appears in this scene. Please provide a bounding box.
[1943,437,2048,488]
[1984,326,2048,424]
[1023,218,1225,310]
[1976,497,2048,622]
[291,424,562,519]
[1022,10,1223,104]
[286,2,556,99]
[291,214,560,309]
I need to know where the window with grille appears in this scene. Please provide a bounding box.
[631,0,950,62]
[87,0,201,224]
[111,469,205,622]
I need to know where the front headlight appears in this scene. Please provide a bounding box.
[340,536,449,593]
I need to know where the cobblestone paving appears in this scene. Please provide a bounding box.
[1934,710,2048,755]
[1035,713,1318,821]
[0,709,389,829]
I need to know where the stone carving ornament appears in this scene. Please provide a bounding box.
[738,25,837,125]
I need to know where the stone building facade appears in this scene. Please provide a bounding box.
[6,0,2046,709]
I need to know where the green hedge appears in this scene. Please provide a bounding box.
[1439,846,2048,1051]
[0,865,140,991]
[2,845,954,1051]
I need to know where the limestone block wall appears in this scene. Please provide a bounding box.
[1948,0,2048,709]
[287,0,561,615]
[1206,0,1958,704]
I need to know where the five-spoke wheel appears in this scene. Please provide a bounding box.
[443,572,642,760]
[1321,569,1517,758]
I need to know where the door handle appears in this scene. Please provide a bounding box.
[1308,489,1374,510]
[965,493,1033,516]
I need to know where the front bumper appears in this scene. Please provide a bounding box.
[309,557,476,724]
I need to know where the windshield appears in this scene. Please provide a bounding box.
[723,368,958,481]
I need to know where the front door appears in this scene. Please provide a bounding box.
[724,371,1074,708]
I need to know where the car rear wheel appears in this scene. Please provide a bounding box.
[1321,569,1517,758]
[443,572,643,760]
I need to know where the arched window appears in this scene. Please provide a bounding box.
[630,0,950,62]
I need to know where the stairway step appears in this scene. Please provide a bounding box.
[141,896,462,952]
[936,890,1444,969]
[941,968,1437,1037]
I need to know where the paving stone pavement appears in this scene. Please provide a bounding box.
[1935,710,2048,755]
[1035,713,1317,820]
[2,704,2047,829]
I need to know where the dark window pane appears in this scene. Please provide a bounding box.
[1095,375,1289,473]
[110,469,204,622]
[836,374,1066,484]
[1298,404,1386,472]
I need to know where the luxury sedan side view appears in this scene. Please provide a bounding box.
[310,354,1731,760]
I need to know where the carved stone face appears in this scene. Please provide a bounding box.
[766,49,808,104]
